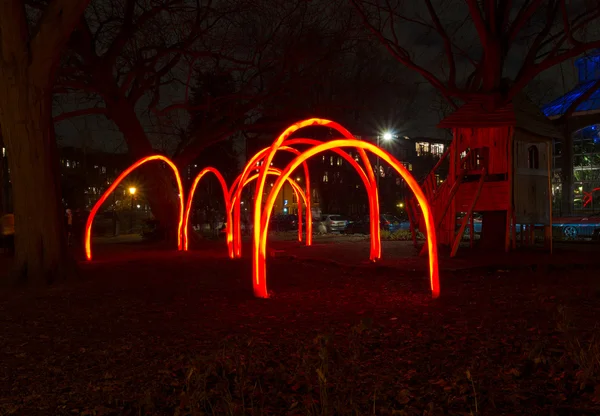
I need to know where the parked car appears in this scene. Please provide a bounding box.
[270,214,298,232]
[553,213,600,240]
[321,214,349,233]
[344,214,410,234]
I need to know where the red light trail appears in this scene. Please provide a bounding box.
[84,155,184,261]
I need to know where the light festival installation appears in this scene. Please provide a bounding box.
[252,118,439,299]
[84,118,439,299]
[84,155,184,261]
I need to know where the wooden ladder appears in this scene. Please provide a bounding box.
[450,169,486,257]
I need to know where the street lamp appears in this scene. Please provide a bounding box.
[129,187,136,232]
[377,132,394,187]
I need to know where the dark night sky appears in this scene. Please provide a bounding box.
[53,0,583,154]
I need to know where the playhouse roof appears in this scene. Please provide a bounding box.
[438,93,562,139]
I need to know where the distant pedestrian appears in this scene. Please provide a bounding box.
[1,213,15,255]
[66,209,73,246]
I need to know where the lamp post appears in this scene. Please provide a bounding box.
[129,187,136,232]
[377,132,393,188]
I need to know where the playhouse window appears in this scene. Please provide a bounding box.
[528,145,539,169]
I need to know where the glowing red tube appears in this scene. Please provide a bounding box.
[232,169,307,243]
[283,138,380,261]
[84,155,184,261]
[230,146,312,257]
[182,167,229,253]
[255,132,439,300]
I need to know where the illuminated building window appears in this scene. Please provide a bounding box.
[323,171,329,182]
[415,142,430,156]
[431,143,444,156]
[101,166,106,174]
[2,147,5,157]
[337,157,342,166]
[66,160,70,167]
[330,156,334,166]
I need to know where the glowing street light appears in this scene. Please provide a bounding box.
[129,187,136,232]
[377,132,394,187]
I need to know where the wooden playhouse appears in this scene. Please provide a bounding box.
[407,93,563,256]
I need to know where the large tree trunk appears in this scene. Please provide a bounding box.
[0,67,71,286]
[106,97,181,244]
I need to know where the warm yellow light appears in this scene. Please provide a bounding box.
[129,187,137,195]
[398,202,404,208]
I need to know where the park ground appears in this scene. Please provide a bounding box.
[1,236,600,415]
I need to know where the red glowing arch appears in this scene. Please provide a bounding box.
[229,145,313,258]
[251,120,380,299]
[182,167,230,252]
[84,155,184,261]
[253,121,439,299]
[232,168,308,243]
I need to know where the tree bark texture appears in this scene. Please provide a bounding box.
[0,67,71,285]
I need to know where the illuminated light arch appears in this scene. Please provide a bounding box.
[182,167,230,253]
[252,119,381,288]
[84,155,184,261]
[253,118,379,297]
[283,138,381,261]
[232,168,307,244]
[229,145,312,258]
[256,139,440,299]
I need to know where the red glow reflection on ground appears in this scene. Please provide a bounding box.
[84,155,184,261]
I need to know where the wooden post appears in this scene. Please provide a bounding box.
[520,224,525,246]
[511,210,517,249]
[469,213,474,247]
[505,130,514,252]
[547,141,553,254]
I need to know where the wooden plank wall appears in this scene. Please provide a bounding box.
[513,131,552,225]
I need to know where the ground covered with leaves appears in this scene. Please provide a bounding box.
[1,240,600,415]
